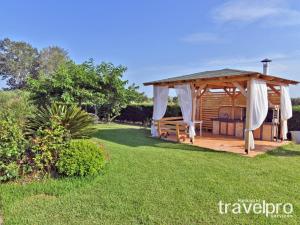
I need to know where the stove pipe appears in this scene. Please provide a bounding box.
[261,58,272,75]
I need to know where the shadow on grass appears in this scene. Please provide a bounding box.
[92,127,231,155]
[266,145,300,157]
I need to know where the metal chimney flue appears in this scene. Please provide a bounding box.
[261,58,272,75]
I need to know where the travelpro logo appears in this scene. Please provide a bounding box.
[218,199,293,218]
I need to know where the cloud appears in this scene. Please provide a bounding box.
[206,53,292,67]
[213,0,300,26]
[181,32,221,44]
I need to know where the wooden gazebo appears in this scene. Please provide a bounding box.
[144,67,299,156]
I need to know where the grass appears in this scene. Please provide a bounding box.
[1,124,300,225]
[293,105,300,112]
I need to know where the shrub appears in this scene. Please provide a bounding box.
[26,103,96,138]
[0,111,25,181]
[288,111,300,131]
[0,90,35,125]
[291,98,300,106]
[115,104,181,125]
[57,139,105,177]
[30,116,71,175]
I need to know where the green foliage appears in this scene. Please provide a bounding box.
[168,96,178,105]
[38,46,69,76]
[27,59,144,122]
[30,116,71,175]
[0,38,69,89]
[291,98,300,106]
[0,38,39,89]
[96,63,146,121]
[0,90,35,125]
[293,105,300,112]
[26,103,96,139]
[1,38,145,122]
[288,111,300,131]
[0,90,33,181]
[116,104,182,125]
[27,60,105,106]
[96,62,128,121]
[57,139,105,177]
[0,111,25,181]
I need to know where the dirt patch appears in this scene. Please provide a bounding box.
[0,213,3,225]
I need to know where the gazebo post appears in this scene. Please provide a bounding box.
[279,85,283,140]
[231,88,236,119]
[245,78,253,153]
[191,84,197,143]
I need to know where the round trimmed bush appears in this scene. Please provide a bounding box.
[57,139,105,177]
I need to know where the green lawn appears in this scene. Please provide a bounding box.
[293,105,300,111]
[1,124,300,225]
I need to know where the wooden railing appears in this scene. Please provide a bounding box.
[153,117,188,142]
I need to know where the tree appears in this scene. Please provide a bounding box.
[96,62,144,121]
[38,46,69,76]
[27,59,144,122]
[0,38,39,89]
[292,98,300,106]
[27,60,105,107]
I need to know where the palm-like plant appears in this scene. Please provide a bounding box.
[25,103,97,138]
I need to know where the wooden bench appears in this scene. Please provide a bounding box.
[153,117,188,142]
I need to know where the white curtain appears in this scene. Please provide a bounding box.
[280,86,293,140]
[248,79,268,149]
[151,86,169,137]
[175,84,196,139]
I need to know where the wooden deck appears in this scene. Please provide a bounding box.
[161,132,289,157]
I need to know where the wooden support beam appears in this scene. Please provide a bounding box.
[264,79,288,87]
[157,120,161,137]
[191,84,196,143]
[196,84,207,92]
[196,84,208,98]
[199,87,208,97]
[192,76,250,86]
[176,124,180,142]
[245,79,253,153]
[223,88,234,97]
[267,84,281,96]
[231,88,236,119]
[265,84,280,107]
[194,84,206,121]
[232,82,247,97]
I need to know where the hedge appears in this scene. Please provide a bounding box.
[116,104,300,131]
[288,111,300,131]
[115,105,181,125]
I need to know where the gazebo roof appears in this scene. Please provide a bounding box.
[143,68,299,87]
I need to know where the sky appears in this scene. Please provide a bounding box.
[0,0,300,97]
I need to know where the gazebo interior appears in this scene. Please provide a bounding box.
[144,67,299,157]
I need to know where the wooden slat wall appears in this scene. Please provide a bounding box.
[268,93,280,105]
[199,92,233,130]
[198,91,280,131]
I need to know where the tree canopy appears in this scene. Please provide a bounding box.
[38,46,69,76]
[0,38,39,89]
[0,38,69,89]
[1,38,145,121]
[27,60,145,121]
